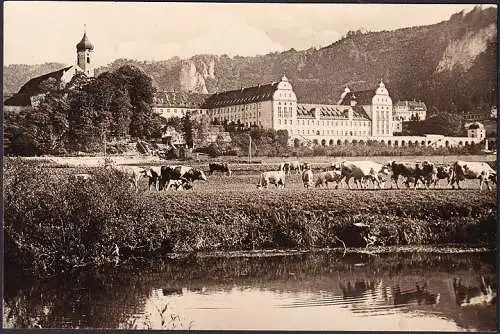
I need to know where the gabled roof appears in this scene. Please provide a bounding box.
[339,90,374,106]
[201,82,279,109]
[4,66,73,106]
[296,103,371,120]
[154,91,210,108]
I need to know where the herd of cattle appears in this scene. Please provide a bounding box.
[70,159,496,192]
[259,160,496,191]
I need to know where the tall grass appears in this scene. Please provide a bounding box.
[4,158,496,277]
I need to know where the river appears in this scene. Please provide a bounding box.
[3,249,497,330]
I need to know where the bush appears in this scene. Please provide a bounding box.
[3,158,166,275]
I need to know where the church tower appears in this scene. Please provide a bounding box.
[76,29,94,77]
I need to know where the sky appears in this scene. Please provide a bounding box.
[3,2,495,67]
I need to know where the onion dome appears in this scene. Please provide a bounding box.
[76,32,94,51]
[375,80,388,95]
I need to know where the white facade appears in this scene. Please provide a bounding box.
[369,81,393,137]
[467,122,486,140]
[392,100,427,132]
[152,76,477,148]
[153,106,208,121]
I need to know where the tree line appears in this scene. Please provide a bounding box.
[4,65,166,156]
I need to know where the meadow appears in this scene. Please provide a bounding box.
[3,156,497,277]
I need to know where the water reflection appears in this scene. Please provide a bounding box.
[4,251,497,330]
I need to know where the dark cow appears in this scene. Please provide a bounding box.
[208,163,232,176]
[142,166,162,191]
[450,161,496,191]
[385,161,435,189]
[159,165,207,190]
[279,162,291,175]
[301,168,314,188]
[429,165,454,188]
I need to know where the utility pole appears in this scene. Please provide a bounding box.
[102,129,107,164]
[248,134,252,164]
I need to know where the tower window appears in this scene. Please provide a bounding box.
[87,56,90,63]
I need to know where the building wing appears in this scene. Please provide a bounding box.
[154,91,210,108]
[201,82,279,109]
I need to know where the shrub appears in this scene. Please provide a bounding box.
[3,158,166,275]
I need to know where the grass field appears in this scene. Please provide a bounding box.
[4,157,496,276]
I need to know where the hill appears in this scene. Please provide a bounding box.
[4,6,496,115]
[3,63,67,96]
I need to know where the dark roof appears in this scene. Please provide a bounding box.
[154,91,210,108]
[76,32,94,51]
[297,103,371,120]
[352,105,372,120]
[4,66,73,106]
[201,82,278,109]
[339,90,374,106]
[468,122,484,130]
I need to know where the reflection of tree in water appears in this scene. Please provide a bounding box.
[3,251,496,329]
[4,268,150,328]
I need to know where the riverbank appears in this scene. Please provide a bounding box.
[4,159,496,277]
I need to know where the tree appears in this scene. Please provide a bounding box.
[276,129,289,147]
[114,65,155,139]
[182,112,194,148]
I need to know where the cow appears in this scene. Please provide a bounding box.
[429,165,454,188]
[315,170,343,188]
[288,161,303,175]
[385,160,435,189]
[107,165,145,191]
[453,277,496,307]
[301,168,314,188]
[257,171,286,189]
[164,179,193,191]
[450,161,496,191]
[141,166,162,191]
[339,161,390,189]
[208,163,232,176]
[159,165,208,190]
[70,173,92,181]
[279,162,291,175]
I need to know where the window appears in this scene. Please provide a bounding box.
[87,56,90,64]
[284,120,287,125]
[278,119,281,124]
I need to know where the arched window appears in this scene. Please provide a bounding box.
[337,139,342,146]
[329,139,334,146]
[321,139,326,146]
